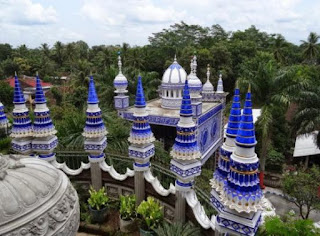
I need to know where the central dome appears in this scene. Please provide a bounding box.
[161,57,187,85]
[0,154,79,236]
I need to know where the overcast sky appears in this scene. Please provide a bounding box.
[0,0,319,48]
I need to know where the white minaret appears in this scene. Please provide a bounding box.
[114,52,129,111]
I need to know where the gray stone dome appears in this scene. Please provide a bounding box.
[0,154,79,236]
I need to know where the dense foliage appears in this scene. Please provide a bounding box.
[137,197,163,231]
[1,21,320,173]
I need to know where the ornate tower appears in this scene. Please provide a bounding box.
[32,74,58,161]
[0,101,9,130]
[216,86,263,236]
[128,75,155,205]
[216,73,224,94]
[187,55,202,116]
[210,85,241,212]
[114,52,129,111]
[202,65,215,102]
[83,76,108,190]
[10,73,33,155]
[170,79,202,221]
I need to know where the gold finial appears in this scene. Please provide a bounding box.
[14,71,17,76]
[36,71,39,76]
[248,83,251,93]
[235,80,239,89]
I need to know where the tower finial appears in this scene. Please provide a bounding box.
[36,71,39,76]
[248,83,251,93]
[206,64,210,82]
[135,75,146,108]
[118,52,122,74]
[174,54,177,62]
[15,71,17,76]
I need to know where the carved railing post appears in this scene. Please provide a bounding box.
[170,79,201,223]
[83,76,108,191]
[128,76,155,206]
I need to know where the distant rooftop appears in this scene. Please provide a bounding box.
[5,76,52,89]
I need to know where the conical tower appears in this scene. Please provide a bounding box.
[216,73,224,93]
[170,79,201,191]
[187,55,202,116]
[32,73,58,161]
[83,76,108,162]
[202,65,215,102]
[10,73,33,154]
[0,101,9,129]
[114,52,129,111]
[216,86,263,236]
[210,85,241,212]
[128,75,155,205]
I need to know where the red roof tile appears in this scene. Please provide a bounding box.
[5,77,52,88]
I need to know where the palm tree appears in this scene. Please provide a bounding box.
[40,43,50,58]
[301,32,320,64]
[238,52,307,188]
[53,41,65,67]
[154,222,201,236]
[272,35,287,64]
[293,85,320,150]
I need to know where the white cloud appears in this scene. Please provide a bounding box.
[0,0,58,25]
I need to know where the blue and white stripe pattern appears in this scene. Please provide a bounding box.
[0,102,8,128]
[83,76,107,138]
[170,80,201,160]
[128,76,155,144]
[221,88,263,213]
[33,75,57,136]
[11,75,33,137]
[212,88,241,191]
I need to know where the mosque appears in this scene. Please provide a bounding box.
[0,53,270,236]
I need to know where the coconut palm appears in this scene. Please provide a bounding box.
[238,52,308,187]
[272,35,288,64]
[300,32,320,64]
[154,222,201,236]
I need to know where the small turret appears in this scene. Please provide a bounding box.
[114,52,129,111]
[202,65,215,102]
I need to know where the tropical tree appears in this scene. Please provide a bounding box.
[282,166,320,219]
[272,35,288,64]
[300,32,320,64]
[238,52,307,187]
[53,41,65,67]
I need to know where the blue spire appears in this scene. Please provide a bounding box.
[35,74,46,104]
[180,80,192,117]
[13,73,25,104]
[87,76,99,104]
[135,76,146,108]
[226,87,241,138]
[235,87,257,147]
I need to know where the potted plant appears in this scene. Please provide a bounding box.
[119,195,137,232]
[87,186,109,224]
[137,197,163,236]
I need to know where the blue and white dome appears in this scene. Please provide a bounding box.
[161,56,187,85]
[114,53,128,93]
[161,56,187,109]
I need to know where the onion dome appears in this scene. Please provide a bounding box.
[161,55,187,85]
[216,73,224,93]
[170,80,201,160]
[220,86,263,213]
[33,74,57,137]
[128,76,155,144]
[187,55,202,92]
[202,65,214,92]
[211,86,241,192]
[114,52,128,93]
[0,154,80,235]
[0,101,8,128]
[83,76,108,138]
[10,73,33,138]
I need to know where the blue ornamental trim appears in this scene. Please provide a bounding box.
[12,142,32,151]
[134,162,150,168]
[39,153,55,158]
[129,146,155,159]
[32,138,58,150]
[89,153,105,159]
[170,164,201,177]
[198,104,222,125]
[84,140,107,151]
[114,81,128,86]
[176,180,192,187]
[210,194,225,212]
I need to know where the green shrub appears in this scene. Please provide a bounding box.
[266,148,284,173]
[154,222,201,236]
[137,197,163,231]
[0,136,11,153]
[88,186,109,210]
[119,195,136,220]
